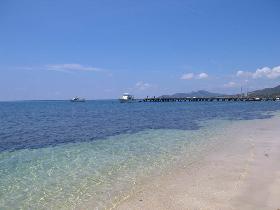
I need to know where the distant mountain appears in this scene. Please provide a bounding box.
[160,90,226,98]
[249,85,280,97]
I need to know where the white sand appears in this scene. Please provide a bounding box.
[114,114,280,210]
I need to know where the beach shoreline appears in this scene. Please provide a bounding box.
[114,114,280,210]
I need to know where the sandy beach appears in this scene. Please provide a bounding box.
[115,114,280,210]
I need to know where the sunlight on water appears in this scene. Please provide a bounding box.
[0,120,230,209]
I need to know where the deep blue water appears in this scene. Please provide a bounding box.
[0,100,279,152]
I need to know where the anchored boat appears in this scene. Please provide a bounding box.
[119,93,134,103]
[70,97,85,102]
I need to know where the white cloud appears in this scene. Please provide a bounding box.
[19,63,104,73]
[224,81,238,88]
[135,81,152,90]
[46,64,102,72]
[236,70,252,77]
[181,73,194,80]
[180,72,208,80]
[252,66,280,79]
[236,65,280,79]
[197,72,208,79]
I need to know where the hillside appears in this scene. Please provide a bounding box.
[249,85,280,97]
[160,90,225,98]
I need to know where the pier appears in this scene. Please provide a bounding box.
[142,97,280,102]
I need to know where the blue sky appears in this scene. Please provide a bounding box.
[0,0,280,100]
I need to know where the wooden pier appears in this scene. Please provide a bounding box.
[142,97,280,102]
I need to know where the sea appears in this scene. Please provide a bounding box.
[0,100,279,209]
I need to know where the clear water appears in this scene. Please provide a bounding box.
[0,100,279,209]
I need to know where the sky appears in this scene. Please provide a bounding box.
[0,0,280,100]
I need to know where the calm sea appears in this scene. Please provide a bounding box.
[0,100,279,209]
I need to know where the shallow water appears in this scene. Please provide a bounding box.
[0,101,279,209]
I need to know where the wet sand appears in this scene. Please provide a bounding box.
[114,114,280,210]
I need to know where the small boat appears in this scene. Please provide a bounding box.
[70,97,85,102]
[119,93,134,103]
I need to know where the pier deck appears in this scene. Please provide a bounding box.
[142,97,280,102]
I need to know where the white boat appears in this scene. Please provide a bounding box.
[119,93,134,103]
[70,97,85,102]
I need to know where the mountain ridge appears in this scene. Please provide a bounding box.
[249,85,280,97]
[158,84,280,98]
[159,90,226,98]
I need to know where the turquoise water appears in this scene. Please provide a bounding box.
[0,125,227,209]
[0,101,279,209]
